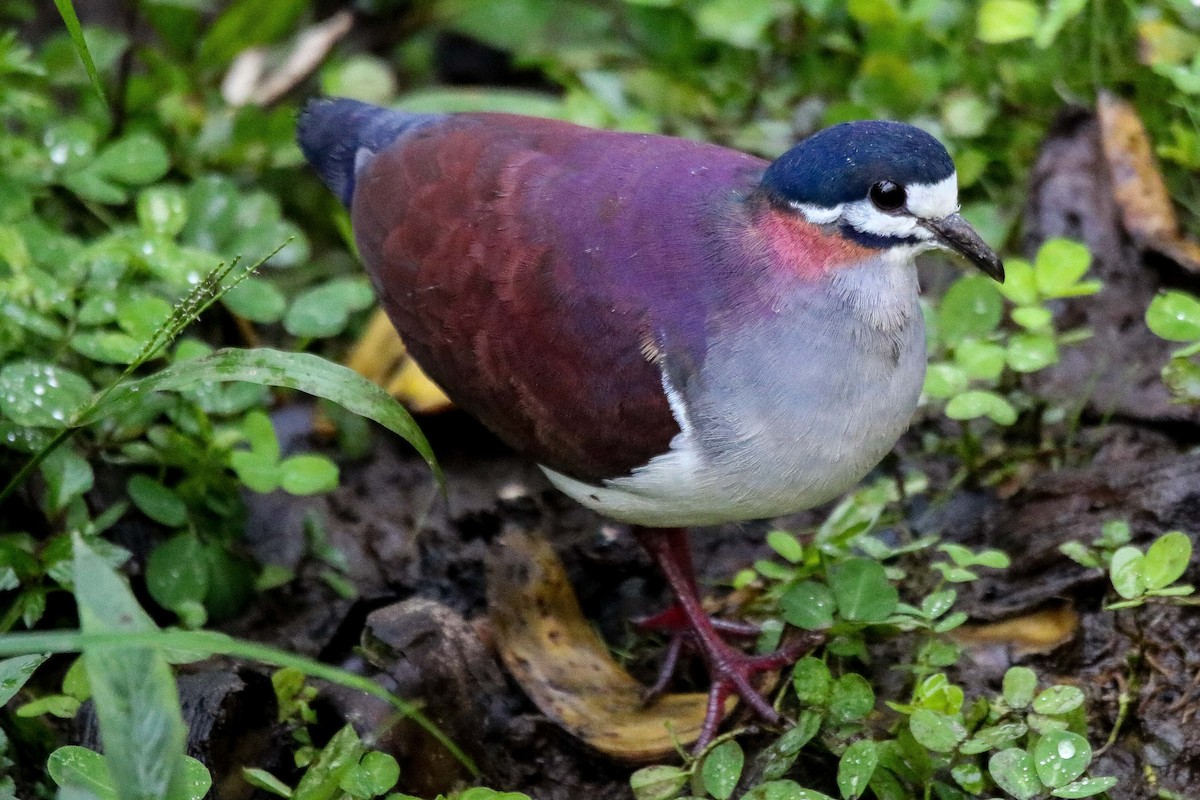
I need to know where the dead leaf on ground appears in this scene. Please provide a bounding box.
[1097,91,1200,272]
[953,604,1079,656]
[347,309,453,413]
[486,529,736,761]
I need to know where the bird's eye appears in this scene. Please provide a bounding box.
[869,180,907,211]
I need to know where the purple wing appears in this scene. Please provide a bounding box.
[349,112,767,481]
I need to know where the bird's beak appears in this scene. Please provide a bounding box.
[920,213,1005,282]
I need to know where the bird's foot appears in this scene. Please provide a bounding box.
[635,604,762,638]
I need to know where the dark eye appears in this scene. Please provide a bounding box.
[869,180,907,211]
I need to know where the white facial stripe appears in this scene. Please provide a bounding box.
[841,199,920,238]
[790,200,842,225]
[905,173,958,219]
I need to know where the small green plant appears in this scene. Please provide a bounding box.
[1145,289,1200,404]
[1060,522,1195,609]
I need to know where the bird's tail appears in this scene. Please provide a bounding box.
[296,97,438,207]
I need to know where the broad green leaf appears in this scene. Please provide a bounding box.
[937,276,1004,340]
[630,765,688,800]
[1011,306,1053,331]
[137,187,188,238]
[320,54,398,105]
[292,725,365,800]
[16,693,80,718]
[116,295,172,343]
[701,740,744,800]
[792,656,833,707]
[1142,531,1192,590]
[198,0,308,66]
[70,331,145,364]
[93,134,170,186]
[836,739,877,800]
[40,445,94,513]
[945,390,1017,425]
[908,709,966,753]
[47,746,117,800]
[995,258,1037,305]
[987,748,1041,800]
[742,781,836,800]
[780,580,835,630]
[1032,685,1085,715]
[339,751,400,798]
[977,0,1040,43]
[1146,291,1200,342]
[80,348,439,482]
[1002,667,1037,708]
[241,768,293,798]
[1034,239,1091,297]
[73,536,191,800]
[1109,545,1146,599]
[950,762,985,794]
[222,278,287,324]
[1051,776,1119,798]
[0,654,49,705]
[1006,332,1058,372]
[127,475,187,527]
[0,361,92,427]
[828,673,874,724]
[766,530,804,563]
[1162,357,1200,402]
[694,0,782,49]
[923,364,968,399]
[954,339,1006,381]
[959,721,1027,754]
[1032,731,1090,788]
[279,454,339,496]
[146,533,209,622]
[284,278,374,338]
[828,558,897,623]
[760,711,822,780]
[922,590,958,620]
[1035,0,1087,47]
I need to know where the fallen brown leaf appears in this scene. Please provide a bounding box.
[953,604,1079,656]
[486,529,735,761]
[1097,91,1200,272]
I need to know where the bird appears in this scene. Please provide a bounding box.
[297,98,1004,748]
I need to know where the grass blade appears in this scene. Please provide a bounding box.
[51,0,108,108]
[80,347,440,483]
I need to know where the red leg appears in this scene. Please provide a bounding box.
[634,526,817,749]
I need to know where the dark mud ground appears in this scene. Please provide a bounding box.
[73,109,1195,800]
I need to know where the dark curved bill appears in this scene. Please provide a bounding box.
[921,213,1005,282]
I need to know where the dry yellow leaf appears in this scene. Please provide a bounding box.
[346,308,453,412]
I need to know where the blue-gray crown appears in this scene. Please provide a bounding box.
[761,120,955,208]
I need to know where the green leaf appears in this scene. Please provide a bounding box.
[126,475,188,527]
[0,361,93,427]
[921,590,957,620]
[836,739,878,800]
[828,673,875,724]
[1031,685,1085,715]
[959,721,1028,754]
[944,390,1017,425]
[279,455,339,496]
[1035,0,1087,47]
[954,340,1006,382]
[937,276,1004,340]
[1109,545,1146,599]
[284,278,375,338]
[987,748,1041,800]
[241,768,293,798]
[339,751,400,798]
[741,782,836,800]
[51,0,108,106]
[40,445,94,513]
[1142,531,1192,590]
[1147,291,1200,342]
[146,533,209,622]
[630,765,689,800]
[761,712,822,780]
[222,278,287,324]
[1050,776,1119,798]
[828,558,897,623]
[47,746,117,800]
[198,0,308,67]
[780,580,836,630]
[908,709,967,753]
[792,656,833,707]
[16,693,81,718]
[996,258,1038,305]
[1162,357,1200,402]
[116,295,173,343]
[693,0,782,49]
[1032,731,1091,788]
[977,0,1040,44]
[950,762,985,794]
[1034,239,1092,298]
[1002,667,1037,708]
[1006,332,1058,372]
[93,135,171,186]
[923,364,969,400]
[767,530,804,563]
[1011,306,1053,331]
[292,725,365,800]
[137,187,189,238]
[73,535,191,800]
[701,740,744,800]
[70,331,145,364]
[80,348,439,483]
[0,654,49,705]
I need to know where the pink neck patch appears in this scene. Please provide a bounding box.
[751,207,874,279]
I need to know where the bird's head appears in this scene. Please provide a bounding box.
[760,120,1004,281]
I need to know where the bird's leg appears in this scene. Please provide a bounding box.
[633,526,816,749]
